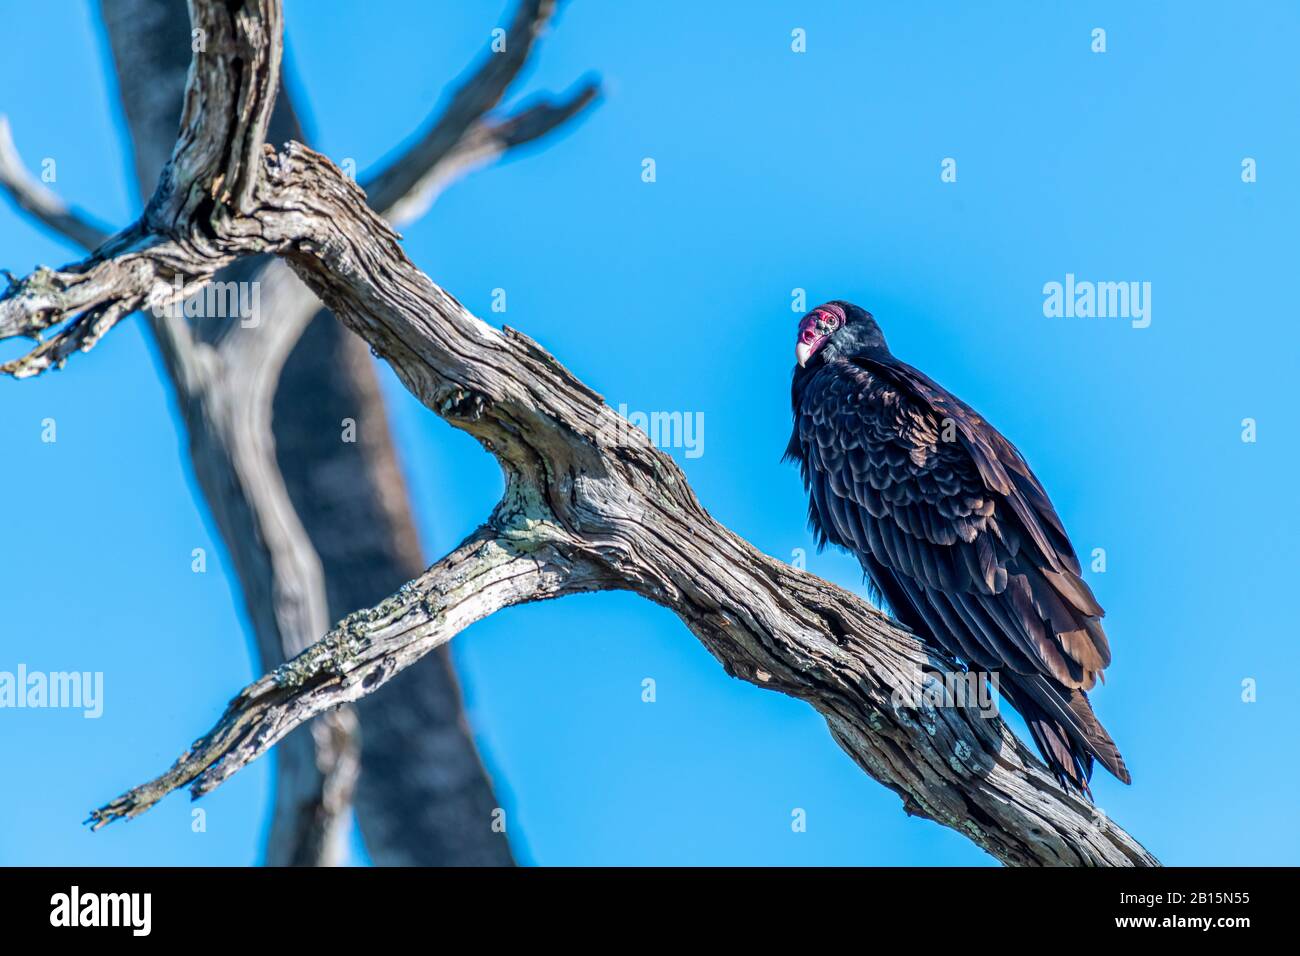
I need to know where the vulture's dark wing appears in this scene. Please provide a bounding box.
[789,354,1129,788]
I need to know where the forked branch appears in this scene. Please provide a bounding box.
[90,520,608,824]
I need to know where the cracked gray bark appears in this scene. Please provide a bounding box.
[1,0,1157,867]
[0,0,590,865]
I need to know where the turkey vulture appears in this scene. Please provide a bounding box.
[785,300,1130,792]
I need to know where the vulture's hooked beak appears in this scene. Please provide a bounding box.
[796,309,836,367]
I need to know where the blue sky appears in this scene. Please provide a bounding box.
[1,0,1297,866]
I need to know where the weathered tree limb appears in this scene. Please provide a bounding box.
[2,0,354,864]
[94,0,577,868]
[2,0,1157,866]
[90,520,608,821]
[1,0,280,366]
[91,520,608,816]
[0,0,593,864]
[259,0,596,862]
[273,315,516,865]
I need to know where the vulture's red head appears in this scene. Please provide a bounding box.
[794,301,886,369]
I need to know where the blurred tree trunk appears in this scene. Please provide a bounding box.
[97,0,513,865]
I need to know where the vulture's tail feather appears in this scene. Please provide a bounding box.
[1001,676,1131,794]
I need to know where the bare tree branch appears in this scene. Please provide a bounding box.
[0,0,282,373]
[89,521,606,825]
[369,81,600,227]
[362,0,588,224]
[238,3,597,861]
[274,315,516,865]
[4,0,1156,866]
[149,0,282,221]
[0,116,113,249]
[1,0,594,864]
[1,55,356,858]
